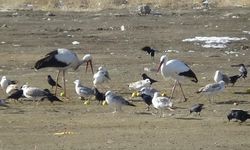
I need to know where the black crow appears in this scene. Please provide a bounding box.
[7,89,23,101]
[239,64,247,79]
[47,75,62,89]
[141,73,157,85]
[93,88,105,104]
[140,93,152,111]
[190,104,204,115]
[227,109,250,122]
[42,89,63,103]
[141,46,157,59]
[229,75,242,86]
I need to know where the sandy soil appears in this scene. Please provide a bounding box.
[0,7,250,150]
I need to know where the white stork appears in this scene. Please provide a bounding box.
[34,48,93,97]
[157,55,198,101]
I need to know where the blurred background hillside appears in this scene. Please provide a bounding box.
[0,0,249,11]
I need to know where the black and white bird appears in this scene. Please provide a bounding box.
[141,46,157,59]
[93,66,111,87]
[239,64,247,79]
[105,91,135,113]
[22,85,62,103]
[190,104,204,115]
[0,76,18,91]
[34,48,93,96]
[7,89,23,102]
[47,75,62,89]
[196,81,225,102]
[214,70,230,85]
[141,73,157,85]
[93,87,105,104]
[157,55,198,101]
[227,109,250,122]
[139,87,158,111]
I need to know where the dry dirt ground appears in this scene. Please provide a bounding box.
[0,7,250,150]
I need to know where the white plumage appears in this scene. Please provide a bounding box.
[129,79,151,91]
[34,48,94,96]
[6,84,19,95]
[197,80,225,102]
[21,85,48,101]
[214,70,229,84]
[73,80,94,100]
[93,66,110,86]
[152,92,173,117]
[105,90,135,113]
[157,55,198,101]
[0,76,17,91]
[140,87,158,97]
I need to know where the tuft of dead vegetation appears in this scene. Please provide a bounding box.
[0,0,249,11]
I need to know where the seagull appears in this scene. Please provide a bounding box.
[141,73,157,85]
[47,75,62,89]
[129,79,151,91]
[190,104,204,115]
[105,91,135,113]
[157,55,198,101]
[140,87,158,97]
[73,80,94,100]
[239,64,247,79]
[34,48,93,97]
[6,84,19,95]
[152,92,173,117]
[141,46,157,59]
[214,70,230,85]
[22,85,62,103]
[7,89,23,102]
[196,81,225,102]
[93,66,111,87]
[93,87,105,104]
[0,76,18,91]
[227,109,250,122]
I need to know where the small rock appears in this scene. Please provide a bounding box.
[72,41,80,45]
[138,5,151,15]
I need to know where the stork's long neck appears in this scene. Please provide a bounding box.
[73,59,84,71]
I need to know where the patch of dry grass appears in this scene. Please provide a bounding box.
[0,0,249,11]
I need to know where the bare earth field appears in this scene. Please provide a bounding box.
[0,7,250,150]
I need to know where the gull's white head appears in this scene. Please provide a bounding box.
[218,80,225,85]
[21,84,29,90]
[74,80,80,85]
[105,90,112,97]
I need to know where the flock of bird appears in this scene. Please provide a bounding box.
[0,47,249,122]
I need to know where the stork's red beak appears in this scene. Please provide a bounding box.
[157,60,164,72]
[85,60,94,74]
